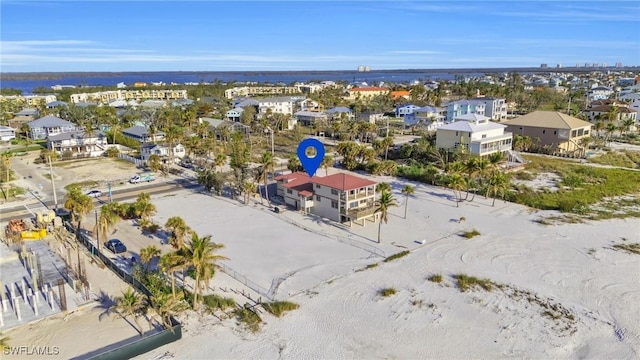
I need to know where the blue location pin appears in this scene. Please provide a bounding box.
[297,138,325,177]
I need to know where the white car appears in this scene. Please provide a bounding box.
[86,190,103,198]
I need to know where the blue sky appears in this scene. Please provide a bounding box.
[1,1,639,72]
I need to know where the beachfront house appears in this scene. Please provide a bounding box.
[47,129,108,157]
[274,172,378,226]
[0,125,17,141]
[503,111,593,156]
[27,115,77,140]
[436,114,512,157]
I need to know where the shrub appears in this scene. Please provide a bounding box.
[261,301,299,317]
[384,250,410,262]
[234,308,262,332]
[461,229,481,239]
[379,288,397,297]
[612,243,640,255]
[453,274,494,292]
[428,274,443,283]
[202,294,236,311]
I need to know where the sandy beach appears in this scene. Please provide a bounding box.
[3,171,638,359]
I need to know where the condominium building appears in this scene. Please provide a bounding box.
[69,90,188,104]
[0,94,57,107]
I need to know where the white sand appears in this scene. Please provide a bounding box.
[137,177,639,359]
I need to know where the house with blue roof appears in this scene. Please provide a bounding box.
[324,106,353,120]
[122,125,165,142]
[27,115,77,140]
[47,129,108,157]
[445,100,486,122]
[226,107,244,122]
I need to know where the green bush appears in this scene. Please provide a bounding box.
[461,229,481,239]
[384,250,410,262]
[202,294,237,311]
[379,288,397,297]
[261,301,299,317]
[234,308,262,332]
[428,274,443,283]
[453,274,494,292]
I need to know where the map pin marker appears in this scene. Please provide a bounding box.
[297,138,325,177]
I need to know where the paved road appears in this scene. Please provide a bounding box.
[0,179,202,222]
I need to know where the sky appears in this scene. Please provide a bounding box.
[1,0,639,72]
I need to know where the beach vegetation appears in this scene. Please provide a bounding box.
[202,294,237,311]
[379,288,397,297]
[428,274,443,283]
[383,250,410,262]
[234,308,262,333]
[588,150,640,169]
[261,301,300,317]
[453,274,494,292]
[612,242,640,255]
[461,229,481,239]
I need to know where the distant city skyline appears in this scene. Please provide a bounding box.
[1,1,639,72]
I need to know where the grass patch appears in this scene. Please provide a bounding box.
[64,180,98,191]
[515,155,640,217]
[202,294,236,311]
[261,301,299,317]
[365,263,379,269]
[588,150,640,169]
[512,171,536,180]
[383,250,410,262]
[453,274,494,292]
[234,308,262,333]
[428,274,443,283]
[612,243,640,255]
[379,288,397,297]
[461,229,481,239]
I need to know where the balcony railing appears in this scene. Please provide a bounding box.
[347,206,377,220]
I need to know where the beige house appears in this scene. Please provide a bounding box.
[274,172,378,226]
[345,87,390,101]
[503,111,593,155]
[436,114,512,157]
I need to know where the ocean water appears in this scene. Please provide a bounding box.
[0,70,490,94]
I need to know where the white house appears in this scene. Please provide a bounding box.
[140,143,186,162]
[587,86,614,102]
[436,114,512,157]
[0,125,16,141]
[47,130,107,157]
[446,100,486,121]
[257,96,294,117]
[404,106,444,130]
[27,115,77,140]
[472,97,508,121]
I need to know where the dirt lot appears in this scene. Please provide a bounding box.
[54,157,139,186]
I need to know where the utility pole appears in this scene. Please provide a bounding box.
[266,127,274,157]
[48,156,58,212]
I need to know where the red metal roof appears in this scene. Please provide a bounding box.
[311,173,376,191]
[274,172,312,189]
[298,190,313,197]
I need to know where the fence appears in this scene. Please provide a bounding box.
[217,263,273,300]
[117,153,145,167]
[63,222,182,359]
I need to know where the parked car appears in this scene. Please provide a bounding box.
[104,239,127,253]
[86,190,103,198]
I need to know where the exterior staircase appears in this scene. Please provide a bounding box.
[507,149,526,164]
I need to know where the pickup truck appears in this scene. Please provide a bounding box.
[129,172,155,184]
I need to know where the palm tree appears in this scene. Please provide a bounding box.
[321,155,333,176]
[96,202,120,247]
[374,191,398,243]
[165,216,191,249]
[64,187,94,238]
[259,151,275,206]
[400,185,415,219]
[111,288,146,336]
[159,252,188,298]
[487,170,510,207]
[183,232,229,310]
[447,174,466,207]
[382,136,394,160]
[147,291,187,331]
[213,153,226,172]
[287,154,303,172]
[140,245,161,269]
[242,181,257,204]
[134,192,156,221]
[376,182,391,194]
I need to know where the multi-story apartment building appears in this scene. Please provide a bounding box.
[472,97,508,121]
[445,100,486,121]
[0,94,57,107]
[224,86,301,99]
[257,96,295,116]
[274,172,378,226]
[69,90,188,104]
[436,114,512,157]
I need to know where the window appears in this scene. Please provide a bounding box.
[542,129,546,134]
[287,189,292,194]
[584,129,589,135]
[331,189,339,195]
[331,200,338,209]
[554,130,557,135]
[350,201,358,208]
[315,184,321,189]
[482,134,487,139]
